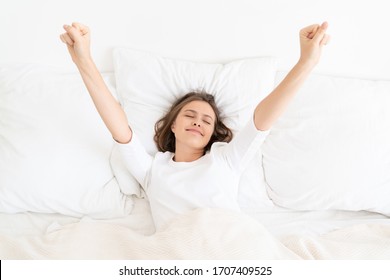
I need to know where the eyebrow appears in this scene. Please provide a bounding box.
[184,109,214,120]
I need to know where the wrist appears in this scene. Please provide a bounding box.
[75,57,95,71]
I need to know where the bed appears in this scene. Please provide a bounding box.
[1,48,390,260]
[1,0,390,261]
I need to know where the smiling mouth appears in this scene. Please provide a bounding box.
[186,129,203,136]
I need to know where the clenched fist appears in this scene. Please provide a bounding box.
[298,21,330,68]
[60,22,92,65]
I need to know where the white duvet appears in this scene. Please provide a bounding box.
[1,208,390,259]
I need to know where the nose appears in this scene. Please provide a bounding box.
[192,122,200,127]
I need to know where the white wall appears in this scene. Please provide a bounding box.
[1,0,389,79]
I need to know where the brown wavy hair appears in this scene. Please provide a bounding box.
[154,92,233,153]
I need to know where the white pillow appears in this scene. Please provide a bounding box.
[0,64,132,218]
[263,71,390,215]
[112,47,277,209]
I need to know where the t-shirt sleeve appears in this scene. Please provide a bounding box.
[216,115,270,173]
[114,133,153,188]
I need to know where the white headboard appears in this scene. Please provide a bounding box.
[1,0,389,79]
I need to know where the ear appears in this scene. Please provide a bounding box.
[171,121,176,133]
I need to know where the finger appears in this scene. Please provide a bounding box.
[65,43,74,53]
[60,33,74,46]
[63,24,82,42]
[307,25,319,39]
[59,34,66,44]
[312,22,329,44]
[320,21,329,30]
[72,22,90,36]
[320,34,331,46]
[61,33,74,45]
[300,24,319,38]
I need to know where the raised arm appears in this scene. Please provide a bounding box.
[254,22,330,131]
[60,23,132,144]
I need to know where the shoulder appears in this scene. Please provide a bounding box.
[154,150,174,162]
[208,141,229,157]
[210,141,228,150]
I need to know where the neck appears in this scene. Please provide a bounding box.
[173,145,205,162]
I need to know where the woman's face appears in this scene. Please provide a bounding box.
[171,100,216,151]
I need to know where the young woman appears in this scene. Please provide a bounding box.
[60,22,330,229]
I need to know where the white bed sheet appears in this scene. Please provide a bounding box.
[1,197,389,240]
[244,207,390,238]
[1,198,390,260]
[0,198,155,238]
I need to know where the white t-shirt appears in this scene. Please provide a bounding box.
[116,118,269,229]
